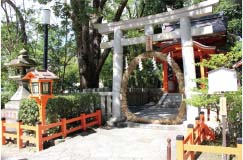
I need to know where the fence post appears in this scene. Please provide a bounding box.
[81,114,86,131]
[176,135,184,160]
[61,118,67,138]
[207,108,210,121]
[36,122,43,151]
[97,110,102,126]
[167,138,171,160]
[16,120,23,149]
[199,112,205,141]
[237,138,242,160]
[187,124,194,160]
[199,111,205,122]
[1,117,6,145]
[195,117,200,145]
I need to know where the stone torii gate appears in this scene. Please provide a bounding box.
[94,0,219,123]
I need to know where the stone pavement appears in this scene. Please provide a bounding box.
[2,125,187,160]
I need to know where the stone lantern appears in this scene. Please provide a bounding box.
[22,70,58,125]
[2,49,36,124]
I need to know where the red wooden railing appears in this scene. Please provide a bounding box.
[175,112,242,160]
[1,110,102,151]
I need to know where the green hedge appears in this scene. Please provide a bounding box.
[18,99,40,126]
[18,93,101,125]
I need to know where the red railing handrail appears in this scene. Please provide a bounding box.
[1,109,102,151]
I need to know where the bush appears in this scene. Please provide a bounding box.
[46,93,100,124]
[1,92,12,109]
[18,99,39,126]
[18,93,101,126]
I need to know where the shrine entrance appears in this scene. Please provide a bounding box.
[157,41,216,93]
[121,52,186,124]
[94,0,223,124]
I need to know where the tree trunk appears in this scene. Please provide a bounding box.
[71,0,128,89]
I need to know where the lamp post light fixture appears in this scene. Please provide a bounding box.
[42,8,50,70]
[22,70,58,125]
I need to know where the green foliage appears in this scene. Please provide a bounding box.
[100,53,113,88]
[214,0,242,36]
[200,42,242,69]
[18,99,40,126]
[1,92,12,109]
[128,59,162,88]
[46,93,101,123]
[225,88,242,143]
[18,93,100,126]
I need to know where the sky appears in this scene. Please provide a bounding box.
[0,0,62,26]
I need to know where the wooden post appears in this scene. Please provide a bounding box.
[199,111,205,141]
[163,61,168,92]
[216,108,220,121]
[97,110,102,126]
[237,138,242,160]
[199,111,205,122]
[195,117,200,144]
[167,138,171,160]
[207,108,210,121]
[145,24,153,52]
[81,114,86,131]
[61,118,67,138]
[199,55,205,89]
[176,135,184,160]
[1,118,6,145]
[36,122,43,151]
[187,124,194,160]
[17,120,23,149]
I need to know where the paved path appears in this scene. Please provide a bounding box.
[2,126,187,160]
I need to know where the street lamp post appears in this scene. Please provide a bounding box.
[42,9,50,70]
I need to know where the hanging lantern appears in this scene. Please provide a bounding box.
[138,58,143,71]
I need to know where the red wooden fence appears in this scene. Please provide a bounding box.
[1,110,102,151]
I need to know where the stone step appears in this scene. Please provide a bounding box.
[117,121,187,131]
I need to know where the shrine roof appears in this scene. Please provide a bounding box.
[155,40,216,58]
[162,12,227,35]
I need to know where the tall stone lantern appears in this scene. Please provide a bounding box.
[2,49,36,124]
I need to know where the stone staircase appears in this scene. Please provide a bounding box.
[157,93,182,108]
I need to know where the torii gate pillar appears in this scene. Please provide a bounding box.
[180,17,199,121]
[111,28,123,122]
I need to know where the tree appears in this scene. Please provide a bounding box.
[51,0,127,89]
[214,0,242,45]
[51,0,187,89]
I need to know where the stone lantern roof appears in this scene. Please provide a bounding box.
[5,49,36,67]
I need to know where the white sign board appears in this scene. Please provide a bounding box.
[208,67,238,93]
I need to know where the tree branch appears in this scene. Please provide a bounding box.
[113,0,128,21]
[1,2,10,24]
[96,0,128,73]
[2,0,27,44]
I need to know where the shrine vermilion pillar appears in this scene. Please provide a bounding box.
[200,55,205,88]
[163,61,168,92]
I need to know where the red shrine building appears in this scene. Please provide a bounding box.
[155,13,227,93]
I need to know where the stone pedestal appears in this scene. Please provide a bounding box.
[2,85,30,131]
